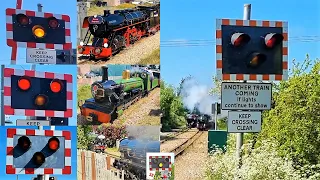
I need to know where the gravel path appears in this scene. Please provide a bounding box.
[119,88,160,125]
[160,129,199,153]
[174,132,208,180]
[77,32,160,65]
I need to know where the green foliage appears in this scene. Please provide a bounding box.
[205,140,304,180]
[154,171,162,180]
[77,85,91,104]
[259,56,320,172]
[169,164,175,180]
[77,125,93,150]
[217,117,227,130]
[160,81,187,131]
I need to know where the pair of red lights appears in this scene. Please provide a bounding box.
[17,136,60,165]
[17,77,63,93]
[17,136,60,151]
[16,13,59,29]
[231,32,284,48]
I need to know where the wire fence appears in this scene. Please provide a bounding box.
[160,36,320,47]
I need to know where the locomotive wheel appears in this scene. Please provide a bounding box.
[110,110,118,123]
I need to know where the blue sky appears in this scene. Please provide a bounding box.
[0,126,77,180]
[0,64,78,126]
[161,0,320,88]
[0,0,77,65]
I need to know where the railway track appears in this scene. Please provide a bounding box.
[161,128,204,157]
[170,131,204,157]
[160,128,190,144]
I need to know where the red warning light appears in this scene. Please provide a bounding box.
[48,137,60,151]
[264,33,284,48]
[17,136,31,150]
[16,14,29,26]
[50,80,62,93]
[18,77,31,91]
[231,33,250,47]
[48,17,59,28]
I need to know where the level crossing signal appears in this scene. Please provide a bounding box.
[3,68,73,118]
[6,128,71,175]
[216,18,288,81]
[5,8,71,50]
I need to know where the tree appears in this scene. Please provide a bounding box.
[257,56,320,176]
[160,80,187,131]
[77,125,93,150]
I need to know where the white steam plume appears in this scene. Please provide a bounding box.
[180,78,214,115]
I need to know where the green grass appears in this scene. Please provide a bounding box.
[106,147,119,152]
[87,3,137,16]
[77,85,91,110]
[139,48,160,65]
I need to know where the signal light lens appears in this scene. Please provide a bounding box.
[17,136,31,150]
[158,162,163,168]
[50,80,62,93]
[231,33,251,47]
[16,14,29,25]
[32,152,45,165]
[48,17,59,28]
[48,137,60,151]
[18,77,31,91]
[32,25,45,38]
[264,33,284,48]
[247,53,267,68]
[35,94,48,106]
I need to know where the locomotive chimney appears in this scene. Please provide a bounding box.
[102,66,108,81]
[104,10,110,16]
[122,70,130,80]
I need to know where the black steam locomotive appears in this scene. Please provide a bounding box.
[187,114,214,131]
[197,114,213,131]
[78,4,160,59]
[113,136,160,180]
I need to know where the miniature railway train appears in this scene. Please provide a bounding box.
[78,4,160,59]
[187,114,214,131]
[113,136,160,180]
[79,66,160,124]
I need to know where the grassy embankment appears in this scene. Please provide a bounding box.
[139,48,160,64]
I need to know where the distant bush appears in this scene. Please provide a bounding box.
[217,117,227,130]
[160,81,187,131]
[92,124,127,147]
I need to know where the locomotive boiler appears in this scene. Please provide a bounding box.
[79,66,160,124]
[78,4,160,59]
[113,136,160,180]
[197,114,213,131]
